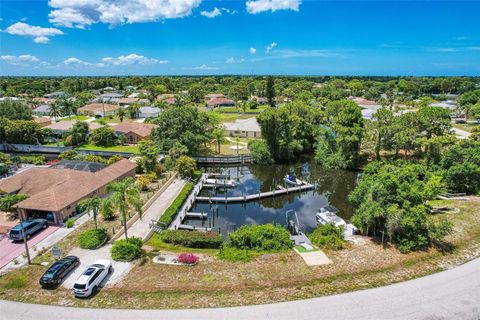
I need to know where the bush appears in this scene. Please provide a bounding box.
[65,218,74,228]
[159,230,223,249]
[218,247,252,262]
[225,224,293,252]
[3,275,28,289]
[58,149,78,160]
[248,140,273,165]
[158,182,193,226]
[111,237,142,261]
[177,253,199,265]
[90,126,118,147]
[78,229,108,249]
[309,224,345,250]
[175,155,196,178]
[18,155,46,165]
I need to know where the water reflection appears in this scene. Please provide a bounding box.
[186,158,358,235]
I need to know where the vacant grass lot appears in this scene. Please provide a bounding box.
[76,144,139,153]
[0,199,479,309]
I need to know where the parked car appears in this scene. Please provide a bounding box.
[40,256,80,288]
[73,259,112,298]
[8,219,48,241]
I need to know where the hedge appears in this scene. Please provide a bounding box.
[111,237,142,261]
[159,230,223,249]
[158,182,193,226]
[78,229,107,249]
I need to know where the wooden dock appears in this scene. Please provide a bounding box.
[178,224,212,231]
[195,183,315,203]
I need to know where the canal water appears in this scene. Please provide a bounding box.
[184,157,359,235]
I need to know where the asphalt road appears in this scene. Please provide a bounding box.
[1,257,479,320]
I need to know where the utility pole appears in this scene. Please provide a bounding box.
[17,207,31,265]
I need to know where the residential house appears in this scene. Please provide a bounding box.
[349,97,382,120]
[33,104,51,116]
[33,117,52,127]
[78,103,120,117]
[97,92,124,103]
[0,159,136,224]
[207,97,235,108]
[223,117,262,138]
[118,97,140,107]
[111,123,159,144]
[45,121,103,135]
[44,92,68,99]
[205,93,225,100]
[138,106,161,119]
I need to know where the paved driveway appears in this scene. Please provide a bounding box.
[1,257,479,320]
[0,226,59,269]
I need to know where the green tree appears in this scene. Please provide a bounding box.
[90,126,118,147]
[212,127,226,154]
[266,76,276,108]
[248,139,273,164]
[4,120,44,144]
[175,155,197,178]
[188,83,206,103]
[0,194,29,216]
[0,99,32,120]
[79,195,101,229]
[64,121,89,146]
[106,177,142,240]
[49,100,62,121]
[116,108,126,123]
[138,139,160,173]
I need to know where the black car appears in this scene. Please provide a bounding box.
[39,256,80,289]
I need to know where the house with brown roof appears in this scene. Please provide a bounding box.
[78,103,120,117]
[207,97,235,108]
[33,117,52,127]
[45,121,103,134]
[0,159,136,224]
[205,93,225,100]
[111,123,158,144]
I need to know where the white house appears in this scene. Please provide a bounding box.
[223,117,262,138]
[138,106,161,119]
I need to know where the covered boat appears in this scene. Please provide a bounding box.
[316,206,358,237]
[284,174,303,186]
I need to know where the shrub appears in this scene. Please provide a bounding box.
[309,224,345,250]
[158,182,193,226]
[3,275,28,289]
[78,229,107,249]
[248,140,273,165]
[159,230,223,249]
[175,155,197,178]
[65,218,74,228]
[90,126,118,147]
[177,253,199,265]
[225,224,293,252]
[58,149,78,160]
[218,247,252,262]
[18,155,46,165]
[111,238,142,261]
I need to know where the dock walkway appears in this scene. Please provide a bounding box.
[196,183,314,203]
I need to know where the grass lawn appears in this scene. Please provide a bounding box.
[92,116,134,124]
[1,198,479,309]
[59,115,89,122]
[200,141,251,156]
[216,105,268,114]
[294,245,320,253]
[216,113,256,122]
[76,144,139,153]
[146,234,219,255]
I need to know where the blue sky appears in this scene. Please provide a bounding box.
[1,0,479,76]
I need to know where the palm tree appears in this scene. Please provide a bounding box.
[116,108,126,122]
[79,195,101,229]
[106,177,142,240]
[49,101,62,122]
[212,128,225,154]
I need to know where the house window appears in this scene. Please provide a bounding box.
[128,135,135,143]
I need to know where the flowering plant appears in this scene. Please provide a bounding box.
[177,253,199,265]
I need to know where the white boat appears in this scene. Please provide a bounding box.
[316,206,358,237]
[284,174,303,186]
[205,178,236,187]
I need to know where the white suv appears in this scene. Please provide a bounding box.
[73,259,112,297]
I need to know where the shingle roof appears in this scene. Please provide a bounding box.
[0,159,136,212]
[45,120,103,132]
[207,97,235,106]
[112,123,158,138]
[223,117,261,132]
[78,103,120,113]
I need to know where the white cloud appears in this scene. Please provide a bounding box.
[5,22,63,43]
[246,0,301,14]
[265,42,277,53]
[193,64,219,70]
[64,57,89,65]
[249,47,257,54]
[226,57,235,63]
[0,54,40,65]
[48,0,202,28]
[101,53,168,66]
[201,7,222,18]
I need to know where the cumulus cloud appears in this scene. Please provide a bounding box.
[249,47,257,54]
[193,64,219,70]
[246,0,301,14]
[265,42,277,53]
[48,0,202,28]
[64,57,90,65]
[226,57,235,63]
[0,54,40,65]
[101,53,168,66]
[5,22,63,43]
[201,7,222,18]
